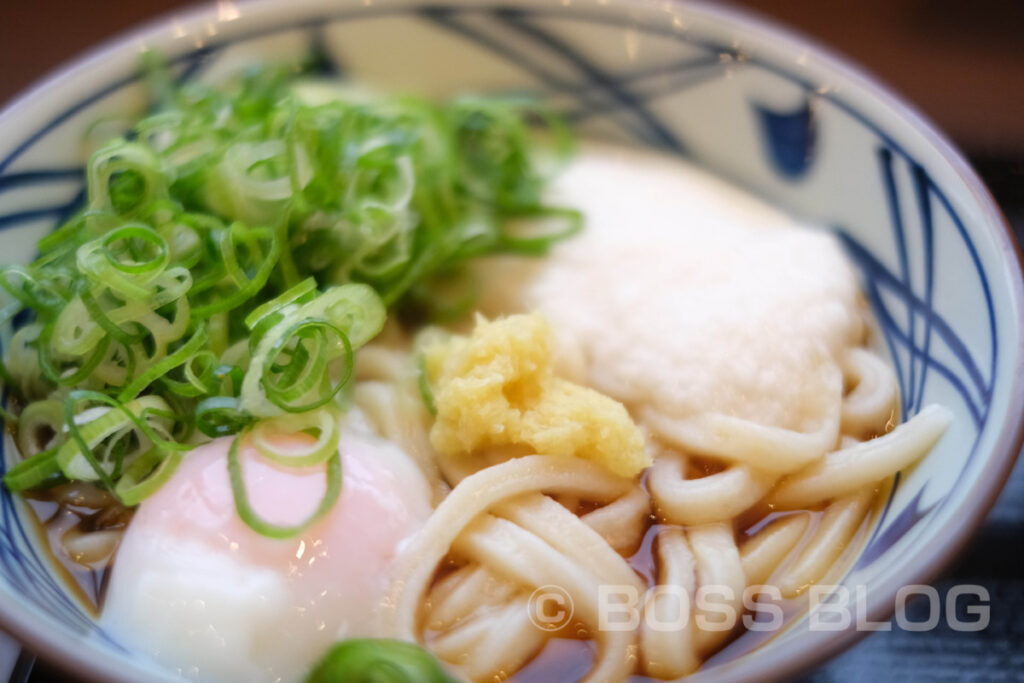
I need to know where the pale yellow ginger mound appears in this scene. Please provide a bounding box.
[424,312,650,478]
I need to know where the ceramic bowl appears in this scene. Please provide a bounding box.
[0,1,1021,681]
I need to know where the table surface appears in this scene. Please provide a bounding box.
[1,1,1022,681]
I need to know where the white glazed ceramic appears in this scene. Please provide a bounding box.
[0,1,1021,682]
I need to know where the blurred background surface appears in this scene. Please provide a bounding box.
[0,0,1021,681]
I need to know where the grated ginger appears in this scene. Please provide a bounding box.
[424,312,650,478]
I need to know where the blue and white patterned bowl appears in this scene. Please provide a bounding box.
[1,1,1021,681]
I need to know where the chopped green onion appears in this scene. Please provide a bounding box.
[227,430,342,539]
[244,277,318,330]
[157,350,219,398]
[57,392,182,487]
[3,447,62,492]
[240,284,384,417]
[0,265,67,315]
[251,408,340,468]
[190,224,280,319]
[195,396,252,438]
[116,325,209,402]
[37,323,112,387]
[15,399,65,458]
[306,639,457,683]
[114,448,183,506]
[0,57,578,533]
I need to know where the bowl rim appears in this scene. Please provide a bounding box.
[0,1,1022,682]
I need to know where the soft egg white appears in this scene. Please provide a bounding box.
[101,411,432,682]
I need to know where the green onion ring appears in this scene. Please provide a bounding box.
[195,396,252,438]
[117,324,209,402]
[59,392,183,487]
[227,430,342,539]
[3,447,62,492]
[262,318,353,413]
[114,448,183,506]
[251,409,340,468]
[100,224,170,275]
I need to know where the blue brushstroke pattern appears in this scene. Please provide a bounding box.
[755,98,816,177]
[493,8,689,155]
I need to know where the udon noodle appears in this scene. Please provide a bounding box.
[350,334,945,681]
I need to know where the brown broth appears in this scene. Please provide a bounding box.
[20,484,133,615]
